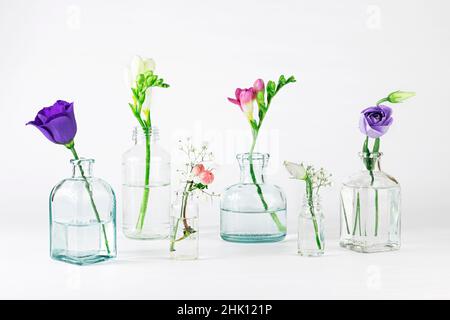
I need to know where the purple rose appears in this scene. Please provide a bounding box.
[27,100,77,145]
[359,105,393,139]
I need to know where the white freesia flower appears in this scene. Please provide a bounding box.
[124,55,156,89]
[283,161,307,180]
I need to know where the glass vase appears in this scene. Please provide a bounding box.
[122,127,171,240]
[169,192,199,260]
[340,152,401,253]
[220,153,287,243]
[49,158,117,265]
[298,194,324,257]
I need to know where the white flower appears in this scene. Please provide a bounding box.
[124,55,156,89]
[284,161,307,180]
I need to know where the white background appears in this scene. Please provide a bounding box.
[0,0,449,299]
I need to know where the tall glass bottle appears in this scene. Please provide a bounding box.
[50,158,117,265]
[340,152,401,253]
[220,153,287,243]
[122,127,171,239]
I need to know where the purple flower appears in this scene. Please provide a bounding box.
[27,100,77,145]
[359,105,393,139]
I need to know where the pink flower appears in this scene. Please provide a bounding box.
[227,87,255,120]
[192,164,205,176]
[199,170,214,185]
[253,79,265,92]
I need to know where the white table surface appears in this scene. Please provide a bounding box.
[1,221,449,300]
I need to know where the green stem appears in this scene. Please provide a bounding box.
[249,135,286,233]
[352,192,361,236]
[340,194,351,234]
[136,126,151,231]
[372,138,380,237]
[376,97,389,106]
[375,189,379,236]
[67,144,111,254]
[305,178,322,250]
[170,182,194,252]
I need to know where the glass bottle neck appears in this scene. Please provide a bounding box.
[360,152,382,172]
[238,153,268,184]
[133,126,159,145]
[71,159,94,178]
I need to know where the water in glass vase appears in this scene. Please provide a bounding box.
[340,153,401,253]
[122,182,170,239]
[220,209,287,243]
[51,219,115,265]
[122,127,171,240]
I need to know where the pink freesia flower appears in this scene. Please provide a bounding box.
[227,87,255,121]
[199,170,214,185]
[253,79,265,92]
[192,164,205,176]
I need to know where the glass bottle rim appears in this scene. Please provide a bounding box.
[358,151,383,159]
[70,158,95,166]
[236,152,270,161]
[133,126,159,136]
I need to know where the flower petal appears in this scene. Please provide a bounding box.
[284,161,306,180]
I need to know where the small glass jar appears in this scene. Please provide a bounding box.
[298,194,324,257]
[220,153,287,243]
[49,158,117,265]
[122,126,171,240]
[170,192,199,260]
[340,152,401,253]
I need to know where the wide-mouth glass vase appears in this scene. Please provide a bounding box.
[298,194,324,257]
[220,153,287,243]
[49,158,117,265]
[170,192,199,260]
[340,152,401,253]
[122,127,171,240]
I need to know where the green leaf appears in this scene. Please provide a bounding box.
[193,183,208,190]
[363,136,370,154]
[372,138,380,154]
[138,92,146,104]
[131,88,139,100]
[250,119,258,131]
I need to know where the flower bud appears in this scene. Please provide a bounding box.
[283,161,307,180]
[192,164,205,176]
[253,79,265,93]
[199,170,214,185]
[387,91,415,103]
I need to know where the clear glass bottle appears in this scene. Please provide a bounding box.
[50,158,117,265]
[340,152,401,253]
[122,127,171,240]
[169,192,199,260]
[220,153,287,243]
[298,194,324,257]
